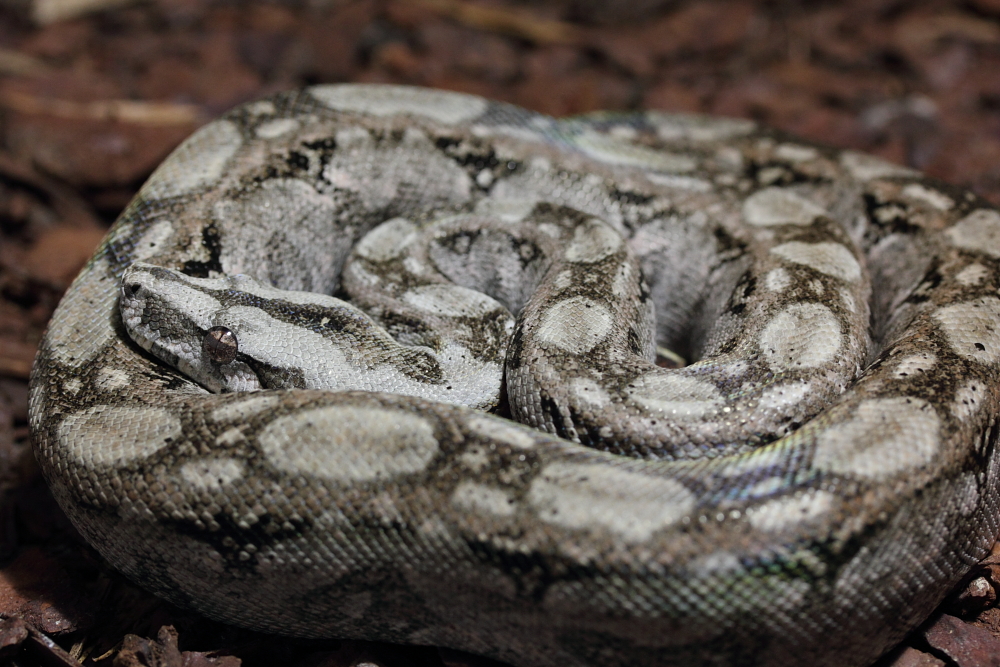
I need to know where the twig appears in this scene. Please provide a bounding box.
[0,90,201,126]
[0,48,50,77]
[403,0,583,45]
[31,0,139,25]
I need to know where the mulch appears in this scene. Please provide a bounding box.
[1,0,1000,665]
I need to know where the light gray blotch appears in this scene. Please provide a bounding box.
[573,129,697,173]
[258,405,438,482]
[956,263,989,286]
[58,405,181,467]
[765,267,791,292]
[770,241,861,282]
[402,284,501,318]
[946,210,1000,258]
[96,368,131,392]
[465,415,537,449]
[892,353,937,379]
[647,112,756,142]
[902,183,953,210]
[952,380,986,421]
[748,490,834,532]
[813,397,940,479]
[933,297,1000,364]
[255,118,300,139]
[628,373,721,419]
[760,303,841,371]
[645,173,712,192]
[47,257,117,367]
[569,377,612,408]
[839,151,920,181]
[528,462,695,543]
[140,120,242,200]
[563,218,622,263]
[743,188,829,226]
[180,458,245,490]
[451,481,516,517]
[309,84,488,124]
[132,218,177,260]
[774,144,819,162]
[757,381,812,411]
[535,296,612,355]
[210,394,282,422]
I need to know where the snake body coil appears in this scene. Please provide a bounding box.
[28,85,1000,666]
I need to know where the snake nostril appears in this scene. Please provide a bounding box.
[125,282,142,296]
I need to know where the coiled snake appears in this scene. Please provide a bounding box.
[28,84,1000,666]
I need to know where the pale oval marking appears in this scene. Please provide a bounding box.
[765,267,791,292]
[554,270,573,291]
[403,284,501,318]
[258,405,438,482]
[770,241,861,282]
[611,262,634,297]
[743,188,829,226]
[573,129,697,173]
[536,296,612,355]
[757,381,812,411]
[309,84,488,124]
[528,462,695,543]
[892,353,937,379]
[96,368,132,392]
[760,303,842,372]
[902,183,953,210]
[353,218,418,262]
[451,481,515,517]
[465,415,537,449]
[933,297,1000,364]
[47,257,117,367]
[569,377,612,408]
[956,263,989,287]
[133,218,177,260]
[215,427,246,447]
[748,490,835,532]
[645,173,712,191]
[813,397,940,480]
[952,380,986,421]
[180,457,245,491]
[647,112,756,142]
[628,372,721,419]
[58,405,181,467]
[459,445,490,473]
[210,394,283,423]
[255,118,300,139]
[563,219,622,263]
[839,151,919,181]
[839,287,857,314]
[946,209,1000,258]
[140,120,242,200]
[774,144,819,162]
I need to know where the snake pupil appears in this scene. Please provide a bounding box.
[204,326,238,363]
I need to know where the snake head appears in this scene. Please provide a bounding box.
[119,262,263,393]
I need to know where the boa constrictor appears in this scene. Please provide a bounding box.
[28,84,1000,667]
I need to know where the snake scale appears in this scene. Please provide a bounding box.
[27,84,1000,666]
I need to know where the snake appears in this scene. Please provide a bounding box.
[27,84,1000,667]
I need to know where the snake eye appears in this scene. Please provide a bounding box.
[204,326,238,364]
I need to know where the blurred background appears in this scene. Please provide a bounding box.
[0,1,999,665]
